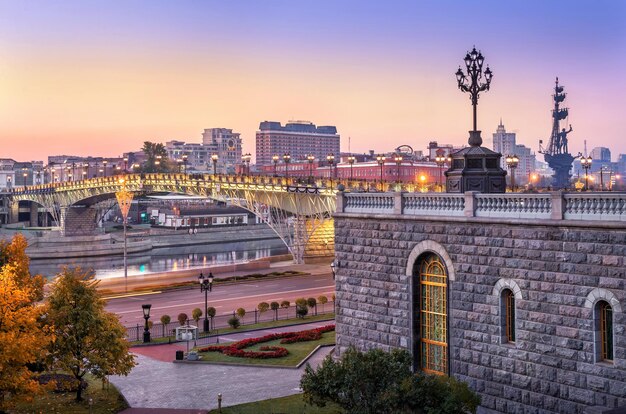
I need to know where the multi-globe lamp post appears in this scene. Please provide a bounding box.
[376,154,385,191]
[581,156,592,191]
[283,153,291,181]
[307,154,315,183]
[435,155,451,192]
[198,272,214,332]
[347,155,355,181]
[326,153,335,190]
[272,155,279,177]
[393,154,403,184]
[455,47,493,138]
[211,154,219,175]
[505,154,519,192]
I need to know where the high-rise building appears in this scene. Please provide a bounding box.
[492,120,536,184]
[590,147,611,163]
[255,121,340,166]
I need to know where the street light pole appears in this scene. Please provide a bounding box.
[283,153,291,181]
[326,154,335,190]
[211,154,219,175]
[581,156,592,191]
[116,177,134,292]
[394,153,403,184]
[347,155,355,181]
[506,155,519,192]
[142,304,152,343]
[455,47,493,136]
[272,155,279,177]
[376,154,384,191]
[307,154,315,183]
[199,272,214,332]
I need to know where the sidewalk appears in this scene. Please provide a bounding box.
[110,321,335,412]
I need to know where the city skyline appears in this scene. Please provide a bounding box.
[1,1,625,162]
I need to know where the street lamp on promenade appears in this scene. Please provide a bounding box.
[455,47,493,136]
[435,155,450,192]
[347,155,355,181]
[211,154,219,175]
[581,156,592,191]
[198,272,214,332]
[283,153,291,181]
[142,304,152,343]
[307,154,315,183]
[376,154,385,191]
[505,154,519,192]
[326,153,335,190]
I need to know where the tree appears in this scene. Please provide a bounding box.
[257,302,270,316]
[47,267,135,402]
[178,313,188,326]
[295,298,308,318]
[280,300,290,309]
[207,307,216,331]
[160,314,171,337]
[192,308,203,325]
[301,347,480,414]
[318,295,328,312]
[307,297,317,316]
[141,141,170,173]
[0,236,52,411]
[227,316,240,329]
[270,301,280,321]
[236,307,246,323]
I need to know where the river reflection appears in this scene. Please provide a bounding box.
[29,239,289,279]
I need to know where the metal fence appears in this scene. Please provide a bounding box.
[125,301,336,342]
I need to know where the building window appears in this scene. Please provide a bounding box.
[596,300,613,363]
[501,289,515,343]
[417,253,448,375]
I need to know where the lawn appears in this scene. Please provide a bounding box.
[196,331,335,367]
[9,374,128,414]
[207,393,343,414]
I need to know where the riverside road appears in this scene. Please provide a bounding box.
[105,265,335,326]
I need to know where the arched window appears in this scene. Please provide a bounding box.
[418,253,448,375]
[501,289,515,344]
[596,300,613,363]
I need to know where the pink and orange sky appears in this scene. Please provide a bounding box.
[0,1,625,162]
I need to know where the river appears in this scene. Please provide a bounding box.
[29,238,290,279]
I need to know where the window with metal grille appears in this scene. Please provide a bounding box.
[502,289,515,343]
[596,301,613,362]
[418,254,448,375]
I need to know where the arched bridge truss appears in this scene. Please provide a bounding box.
[9,173,366,263]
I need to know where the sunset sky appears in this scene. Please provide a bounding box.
[0,1,625,162]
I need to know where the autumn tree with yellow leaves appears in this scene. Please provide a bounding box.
[0,235,52,412]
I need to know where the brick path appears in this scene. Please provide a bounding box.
[111,322,334,411]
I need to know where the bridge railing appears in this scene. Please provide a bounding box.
[338,191,626,222]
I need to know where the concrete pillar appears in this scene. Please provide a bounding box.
[550,191,565,220]
[8,201,19,224]
[394,192,403,215]
[464,191,477,217]
[303,218,335,262]
[29,202,39,227]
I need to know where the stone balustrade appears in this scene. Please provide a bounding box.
[338,191,626,222]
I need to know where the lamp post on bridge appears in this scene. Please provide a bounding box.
[347,155,355,181]
[242,153,251,175]
[198,272,214,332]
[394,153,403,184]
[307,154,315,183]
[326,153,335,190]
[376,154,385,191]
[116,177,134,292]
[283,153,291,181]
[455,47,493,136]
[505,154,519,192]
[211,154,219,175]
[272,155,279,177]
[581,156,592,191]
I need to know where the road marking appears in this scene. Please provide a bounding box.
[103,291,162,300]
[113,285,335,314]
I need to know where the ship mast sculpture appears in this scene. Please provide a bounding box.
[540,77,576,188]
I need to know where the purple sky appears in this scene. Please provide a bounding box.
[0,1,624,162]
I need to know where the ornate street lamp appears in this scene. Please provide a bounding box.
[347,155,356,181]
[394,154,403,184]
[272,155,279,177]
[505,154,520,192]
[182,154,188,173]
[242,153,252,175]
[116,177,134,291]
[307,154,315,183]
[327,153,335,190]
[581,156,592,191]
[283,153,291,180]
[198,272,214,332]
[455,47,493,139]
[376,154,385,191]
[123,157,128,173]
[211,153,219,175]
[142,304,152,343]
[435,155,447,192]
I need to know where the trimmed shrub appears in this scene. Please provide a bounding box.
[280,300,290,309]
[177,313,188,326]
[270,301,280,320]
[257,302,270,314]
[160,314,171,325]
[192,307,203,324]
[227,316,241,329]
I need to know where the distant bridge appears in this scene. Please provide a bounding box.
[6,173,408,263]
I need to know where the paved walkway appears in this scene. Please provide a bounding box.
[110,321,334,411]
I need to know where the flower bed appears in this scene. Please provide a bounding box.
[198,324,335,359]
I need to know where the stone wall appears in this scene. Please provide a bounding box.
[334,213,626,413]
[60,206,98,236]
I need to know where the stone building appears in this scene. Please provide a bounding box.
[334,191,626,413]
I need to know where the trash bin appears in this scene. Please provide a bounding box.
[175,350,184,361]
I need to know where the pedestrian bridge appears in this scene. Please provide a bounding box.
[7,173,402,263]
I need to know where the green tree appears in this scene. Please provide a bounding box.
[301,347,480,414]
[207,307,216,331]
[270,301,280,321]
[177,313,188,326]
[257,302,270,315]
[160,314,171,337]
[192,308,203,325]
[227,316,240,329]
[295,298,308,318]
[0,236,52,412]
[307,297,317,315]
[318,295,328,312]
[141,141,170,173]
[235,307,246,323]
[280,300,290,309]
[47,267,135,401]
